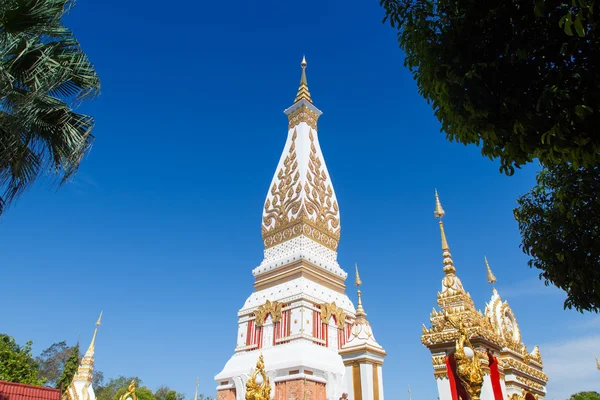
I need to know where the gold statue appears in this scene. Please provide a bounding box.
[246,354,271,400]
[120,381,138,400]
[446,314,484,400]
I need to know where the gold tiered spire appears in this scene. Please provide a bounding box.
[72,312,102,382]
[355,264,366,317]
[485,256,497,286]
[434,190,455,276]
[294,56,312,104]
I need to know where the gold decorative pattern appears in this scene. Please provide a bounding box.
[294,56,312,104]
[515,376,546,391]
[501,358,548,382]
[287,104,319,131]
[262,128,341,251]
[246,354,271,400]
[254,300,283,327]
[320,302,347,328]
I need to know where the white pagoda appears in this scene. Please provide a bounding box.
[64,313,102,400]
[214,58,386,400]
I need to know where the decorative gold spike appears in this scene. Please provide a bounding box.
[193,378,199,400]
[485,257,497,285]
[434,189,445,219]
[596,355,600,370]
[355,263,362,287]
[294,56,312,104]
[356,289,366,315]
[435,191,455,275]
[88,311,102,352]
[408,385,412,400]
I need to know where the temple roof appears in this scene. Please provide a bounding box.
[0,381,61,400]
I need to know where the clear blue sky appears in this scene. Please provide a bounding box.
[1,0,598,399]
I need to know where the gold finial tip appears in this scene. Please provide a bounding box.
[301,55,307,68]
[96,311,103,326]
[354,263,363,287]
[434,189,445,219]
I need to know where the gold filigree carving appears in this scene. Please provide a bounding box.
[246,354,271,400]
[501,358,548,382]
[287,104,319,131]
[305,130,340,238]
[254,300,282,327]
[261,127,341,251]
[320,302,347,328]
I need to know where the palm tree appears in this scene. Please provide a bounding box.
[0,0,99,214]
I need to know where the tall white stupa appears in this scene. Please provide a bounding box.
[214,58,386,400]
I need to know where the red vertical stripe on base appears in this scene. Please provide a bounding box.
[446,356,459,400]
[488,354,504,400]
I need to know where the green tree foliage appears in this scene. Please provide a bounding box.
[154,387,184,400]
[36,341,73,387]
[55,344,79,392]
[0,0,100,215]
[380,0,600,175]
[0,334,44,385]
[515,163,600,313]
[568,392,600,400]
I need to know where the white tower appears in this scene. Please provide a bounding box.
[64,312,102,400]
[215,59,385,400]
[340,265,386,400]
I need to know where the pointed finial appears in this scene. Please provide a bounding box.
[434,189,445,219]
[408,385,412,400]
[596,355,600,370]
[96,311,103,326]
[355,263,362,287]
[193,378,199,400]
[434,190,455,275]
[294,56,312,104]
[87,311,102,353]
[485,257,497,286]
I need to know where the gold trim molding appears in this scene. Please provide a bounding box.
[287,104,319,131]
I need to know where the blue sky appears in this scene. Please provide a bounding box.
[1,0,598,399]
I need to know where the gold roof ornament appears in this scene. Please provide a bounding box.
[434,191,456,277]
[445,313,484,400]
[119,381,138,400]
[596,355,600,370]
[485,256,497,286]
[193,378,199,400]
[246,354,271,400]
[294,56,312,104]
[355,263,362,287]
[355,264,366,317]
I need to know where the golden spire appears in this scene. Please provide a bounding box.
[596,355,600,370]
[355,264,366,316]
[434,191,455,275]
[408,385,412,400]
[87,311,102,354]
[485,256,497,286]
[355,263,362,286]
[293,56,312,104]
